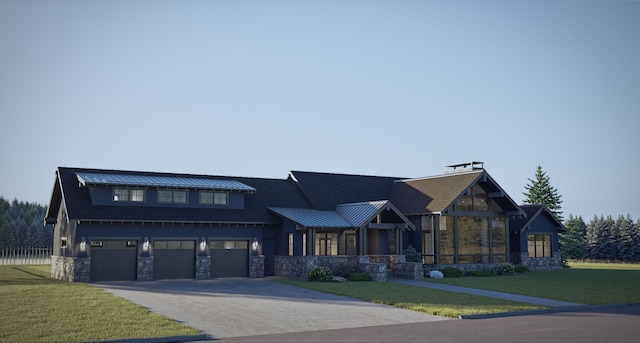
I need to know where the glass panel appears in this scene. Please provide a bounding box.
[181,241,195,249]
[200,191,214,204]
[439,216,455,257]
[328,233,338,255]
[527,235,536,256]
[130,189,145,202]
[158,190,173,203]
[154,241,166,249]
[472,185,488,211]
[114,188,129,201]
[456,194,472,211]
[167,241,181,249]
[210,241,224,249]
[214,192,228,205]
[491,217,506,256]
[543,235,551,257]
[223,241,235,250]
[458,217,489,263]
[173,191,188,204]
[235,241,247,249]
[440,255,454,264]
[288,233,293,256]
[302,233,307,256]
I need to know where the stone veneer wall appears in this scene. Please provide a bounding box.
[51,255,90,282]
[196,256,211,280]
[249,255,264,278]
[137,257,153,281]
[275,255,393,282]
[518,253,563,271]
[394,262,424,280]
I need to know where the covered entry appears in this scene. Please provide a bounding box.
[210,240,249,277]
[153,240,195,279]
[90,239,138,281]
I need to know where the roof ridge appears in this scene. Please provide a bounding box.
[396,170,483,183]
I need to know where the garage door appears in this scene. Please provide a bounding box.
[153,240,195,280]
[211,240,248,278]
[90,240,138,281]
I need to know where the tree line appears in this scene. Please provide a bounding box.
[561,214,640,262]
[0,197,52,248]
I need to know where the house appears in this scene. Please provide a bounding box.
[509,204,566,270]
[45,162,564,282]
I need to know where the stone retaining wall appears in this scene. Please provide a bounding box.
[275,255,411,282]
[394,262,424,280]
[518,253,563,271]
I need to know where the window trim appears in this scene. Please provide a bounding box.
[113,188,145,203]
[199,191,229,206]
[157,189,189,204]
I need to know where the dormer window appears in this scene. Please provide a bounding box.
[158,190,188,204]
[114,188,145,202]
[200,191,229,205]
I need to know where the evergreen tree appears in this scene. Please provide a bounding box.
[617,215,639,261]
[586,215,616,260]
[0,198,14,248]
[560,215,587,260]
[523,165,564,222]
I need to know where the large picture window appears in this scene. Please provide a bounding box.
[438,214,508,264]
[528,234,552,258]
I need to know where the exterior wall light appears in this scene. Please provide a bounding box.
[199,237,207,252]
[251,237,259,253]
[143,237,150,251]
[80,237,86,252]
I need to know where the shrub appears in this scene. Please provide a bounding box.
[403,244,422,262]
[514,265,530,273]
[333,262,358,278]
[466,269,494,277]
[494,263,515,275]
[348,272,371,281]
[308,267,332,282]
[438,267,462,278]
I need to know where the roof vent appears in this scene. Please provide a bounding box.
[445,161,484,174]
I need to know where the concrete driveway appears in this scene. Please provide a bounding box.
[95,278,448,339]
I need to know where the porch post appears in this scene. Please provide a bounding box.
[309,228,316,256]
[396,227,402,254]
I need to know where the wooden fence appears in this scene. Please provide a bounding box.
[0,247,52,265]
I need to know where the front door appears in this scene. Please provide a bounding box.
[346,233,357,255]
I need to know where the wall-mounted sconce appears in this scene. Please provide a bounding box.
[80,237,86,252]
[199,237,207,252]
[143,237,150,251]
[251,237,259,253]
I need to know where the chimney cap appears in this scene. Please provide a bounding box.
[445,161,484,174]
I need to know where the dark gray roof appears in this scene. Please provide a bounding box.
[510,204,566,233]
[290,171,401,211]
[46,167,310,224]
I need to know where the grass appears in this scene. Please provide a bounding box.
[428,262,640,305]
[0,265,200,343]
[277,278,546,318]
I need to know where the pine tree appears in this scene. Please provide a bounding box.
[560,215,587,260]
[617,215,639,261]
[523,165,564,222]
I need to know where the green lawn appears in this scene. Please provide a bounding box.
[428,262,640,305]
[277,279,546,318]
[0,265,200,343]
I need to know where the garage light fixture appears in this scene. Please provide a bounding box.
[252,237,259,252]
[80,237,86,252]
[199,237,207,251]
[143,237,150,251]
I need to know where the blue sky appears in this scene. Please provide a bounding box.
[1,0,639,220]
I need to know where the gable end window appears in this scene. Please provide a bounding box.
[158,190,188,204]
[113,188,145,202]
[200,191,229,205]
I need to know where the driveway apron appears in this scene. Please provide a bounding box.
[95,278,449,339]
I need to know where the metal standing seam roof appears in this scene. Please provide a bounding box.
[75,172,256,192]
[267,207,352,228]
[336,200,391,227]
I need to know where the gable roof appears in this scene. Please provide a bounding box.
[47,167,311,225]
[510,204,566,233]
[336,200,415,230]
[269,200,415,230]
[290,171,401,211]
[390,170,524,216]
